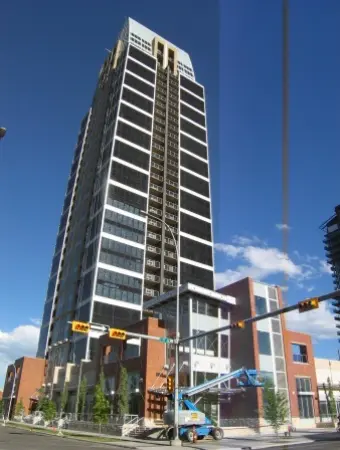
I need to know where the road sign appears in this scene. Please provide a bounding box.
[109,328,126,340]
[159,337,172,343]
[298,297,319,313]
[72,321,90,334]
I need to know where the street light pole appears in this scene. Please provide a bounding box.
[141,211,181,445]
[6,364,17,422]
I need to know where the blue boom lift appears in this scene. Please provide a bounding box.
[150,367,263,442]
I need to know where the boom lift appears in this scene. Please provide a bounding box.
[149,367,263,442]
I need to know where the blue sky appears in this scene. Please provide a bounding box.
[0,0,340,384]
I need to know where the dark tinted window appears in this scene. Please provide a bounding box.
[180,104,205,127]
[100,237,144,273]
[180,134,207,159]
[92,302,140,328]
[59,211,69,233]
[114,140,149,171]
[55,230,65,254]
[80,270,94,302]
[181,213,212,241]
[47,275,57,299]
[42,301,53,326]
[107,185,147,216]
[129,46,156,70]
[37,326,49,358]
[180,76,204,98]
[85,239,99,270]
[181,170,209,197]
[122,88,153,114]
[111,161,148,192]
[96,267,142,305]
[76,302,91,323]
[181,190,210,218]
[124,73,154,98]
[255,296,267,315]
[116,121,151,150]
[258,331,272,355]
[103,209,145,244]
[127,59,155,84]
[73,338,87,364]
[50,252,61,276]
[220,334,229,358]
[181,118,206,143]
[181,152,208,178]
[180,263,214,290]
[180,236,213,266]
[180,89,204,112]
[119,104,152,131]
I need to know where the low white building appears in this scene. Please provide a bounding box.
[315,358,340,420]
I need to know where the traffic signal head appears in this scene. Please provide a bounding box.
[109,328,126,340]
[167,375,174,392]
[298,297,319,313]
[71,321,90,334]
[230,321,245,330]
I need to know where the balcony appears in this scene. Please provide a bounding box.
[147,218,162,230]
[164,236,176,247]
[167,149,178,159]
[152,152,164,162]
[144,288,159,297]
[165,212,178,223]
[151,161,164,173]
[147,231,161,242]
[166,179,178,190]
[152,142,165,154]
[150,172,163,184]
[164,249,176,260]
[166,200,178,211]
[145,273,160,284]
[167,159,178,169]
[164,278,177,288]
[166,189,178,200]
[146,259,161,269]
[164,264,177,274]
[150,183,163,194]
[149,194,163,206]
[167,168,178,180]
[146,244,161,255]
[149,206,162,217]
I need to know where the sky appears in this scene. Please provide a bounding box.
[1,0,340,386]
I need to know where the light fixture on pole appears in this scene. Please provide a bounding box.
[141,210,181,445]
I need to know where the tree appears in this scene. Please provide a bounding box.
[113,366,129,416]
[42,399,57,422]
[93,372,110,429]
[262,380,289,435]
[78,377,87,417]
[36,386,46,411]
[60,382,69,414]
[0,399,4,417]
[326,377,337,421]
[15,398,25,417]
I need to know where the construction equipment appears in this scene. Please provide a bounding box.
[149,367,263,442]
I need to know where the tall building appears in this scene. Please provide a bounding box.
[37,18,214,371]
[320,205,340,337]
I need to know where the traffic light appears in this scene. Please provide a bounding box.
[109,328,126,340]
[230,321,245,330]
[298,297,319,313]
[167,375,174,392]
[71,321,90,334]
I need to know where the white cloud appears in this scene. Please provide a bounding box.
[231,235,266,246]
[30,318,42,326]
[276,223,291,231]
[0,324,40,387]
[320,260,332,275]
[286,302,337,340]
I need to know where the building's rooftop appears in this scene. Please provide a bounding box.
[144,282,236,309]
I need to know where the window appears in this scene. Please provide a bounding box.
[271,319,281,333]
[180,263,214,290]
[181,170,209,197]
[292,344,308,363]
[122,88,153,114]
[84,239,98,269]
[180,77,204,98]
[126,59,155,84]
[181,190,210,218]
[107,185,147,216]
[111,161,148,192]
[80,270,94,302]
[296,377,312,392]
[116,121,151,150]
[275,357,285,372]
[181,213,212,242]
[180,152,208,178]
[42,301,53,326]
[298,395,314,418]
[92,302,140,328]
[46,275,57,300]
[220,334,229,358]
[99,237,144,273]
[269,300,278,312]
[103,210,145,244]
[76,302,91,323]
[180,134,207,159]
[193,330,218,357]
[119,104,152,131]
[124,344,140,359]
[50,252,61,276]
[124,73,154,98]
[258,331,272,355]
[268,286,277,299]
[192,299,218,317]
[96,267,142,305]
[129,46,156,70]
[180,236,213,266]
[273,333,283,357]
[255,296,267,315]
[180,89,205,112]
[181,118,206,143]
[180,104,205,127]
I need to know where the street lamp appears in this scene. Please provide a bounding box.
[0,127,6,140]
[75,359,90,419]
[141,210,181,445]
[6,364,17,422]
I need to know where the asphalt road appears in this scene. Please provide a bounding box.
[0,426,118,449]
[258,432,340,450]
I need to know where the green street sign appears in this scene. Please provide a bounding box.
[159,337,171,344]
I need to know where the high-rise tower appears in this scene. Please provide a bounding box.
[37,18,215,368]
